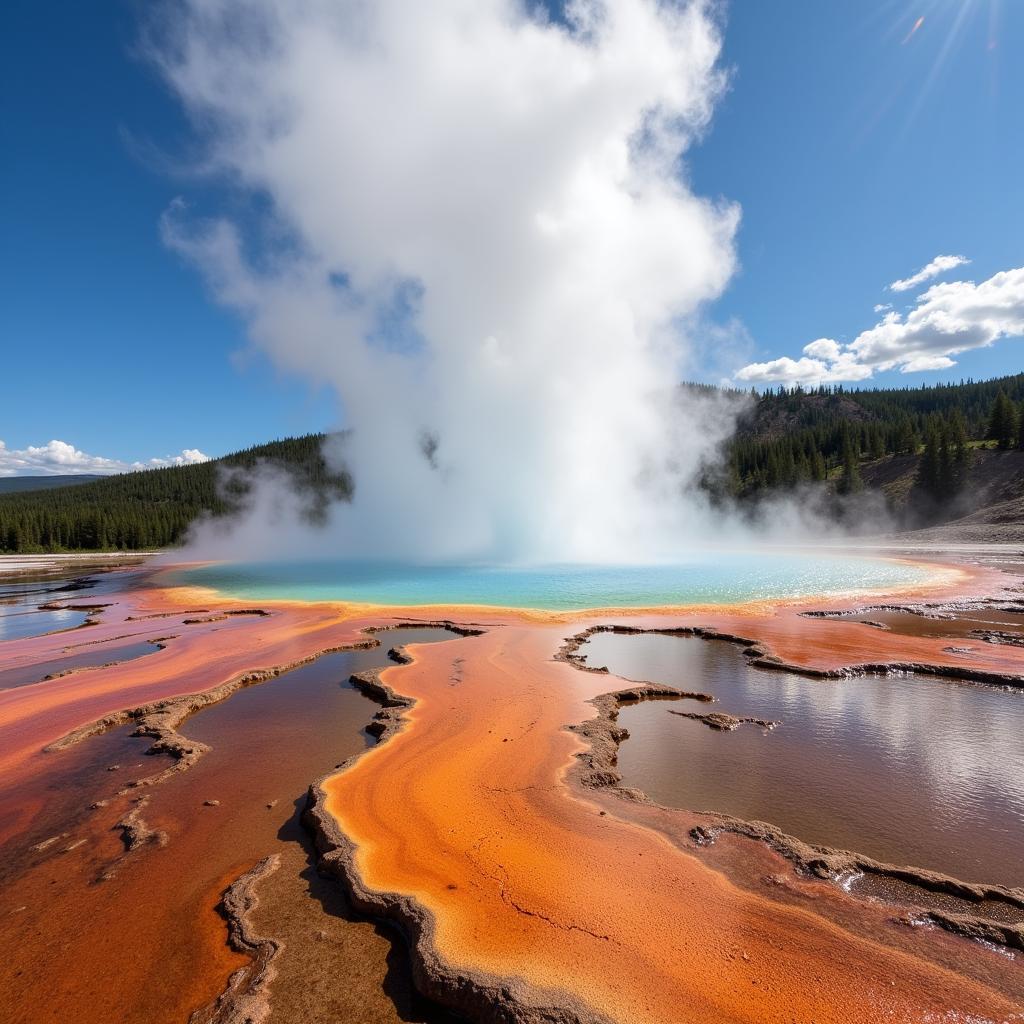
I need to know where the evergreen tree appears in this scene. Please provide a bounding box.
[836,428,862,495]
[895,418,918,455]
[13,374,1024,553]
[915,424,943,502]
[869,425,886,460]
[0,434,351,554]
[810,447,827,482]
[986,390,1017,449]
[947,409,972,490]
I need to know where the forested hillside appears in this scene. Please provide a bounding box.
[5,374,1024,553]
[723,373,1024,517]
[0,435,350,553]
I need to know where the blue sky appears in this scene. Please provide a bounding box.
[2,0,1022,472]
[701,0,1024,389]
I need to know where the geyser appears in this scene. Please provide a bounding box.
[155,0,742,562]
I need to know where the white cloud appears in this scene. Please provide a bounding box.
[735,357,826,386]
[0,440,210,477]
[735,264,1024,387]
[802,337,841,361]
[152,448,210,468]
[900,355,955,373]
[735,354,872,387]
[889,254,970,293]
[873,303,892,313]
[851,268,1024,364]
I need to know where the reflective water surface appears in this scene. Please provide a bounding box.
[0,607,91,642]
[583,631,1024,886]
[0,641,160,690]
[817,606,1024,641]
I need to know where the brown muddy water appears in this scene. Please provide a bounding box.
[582,631,1024,887]
[0,627,461,1024]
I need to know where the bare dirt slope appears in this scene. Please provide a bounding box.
[864,449,1024,542]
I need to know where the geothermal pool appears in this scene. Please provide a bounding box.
[173,551,931,609]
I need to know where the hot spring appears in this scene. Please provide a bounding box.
[170,550,933,610]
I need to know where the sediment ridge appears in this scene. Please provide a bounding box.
[303,639,618,1024]
[189,855,283,1024]
[43,642,379,768]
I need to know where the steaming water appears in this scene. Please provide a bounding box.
[173,551,929,610]
[584,632,1024,886]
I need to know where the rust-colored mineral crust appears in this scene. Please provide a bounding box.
[3,557,1022,1024]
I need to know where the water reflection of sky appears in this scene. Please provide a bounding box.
[0,640,158,689]
[0,607,90,643]
[0,572,126,643]
[584,633,1024,886]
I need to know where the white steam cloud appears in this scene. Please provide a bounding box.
[154,0,743,563]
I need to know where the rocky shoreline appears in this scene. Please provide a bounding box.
[558,620,1024,689]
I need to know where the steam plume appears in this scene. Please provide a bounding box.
[155,0,742,562]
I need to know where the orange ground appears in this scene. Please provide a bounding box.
[2,556,1023,1022]
[322,613,1024,1023]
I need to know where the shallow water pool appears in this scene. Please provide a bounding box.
[584,630,1024,886]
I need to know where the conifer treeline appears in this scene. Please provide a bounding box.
[0,435,350,553]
